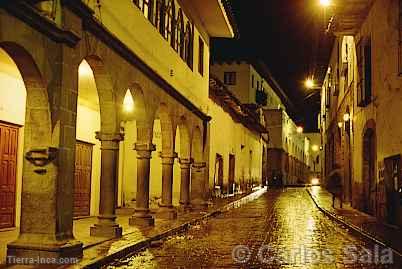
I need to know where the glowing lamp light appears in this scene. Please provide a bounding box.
[320,0,331,7]
[338,122,343,128]
[305,78,314,89]
[123,89,134,113]
[297,126,304,134]
[312,145,319,152]
[343,113,350,122]
[311,178,320,185]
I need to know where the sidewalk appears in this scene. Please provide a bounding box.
[307,186,402,257]
[1,188,266,268]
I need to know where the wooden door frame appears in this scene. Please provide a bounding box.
[74,140,94,217]
[0,121,20,229]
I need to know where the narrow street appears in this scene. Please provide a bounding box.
[105,188,401,269]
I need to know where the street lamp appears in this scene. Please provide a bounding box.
[320,0,331,7]
[305,78,315,89]
[297,126,304,134]
[123,89,134,113]
[343,112,350,122]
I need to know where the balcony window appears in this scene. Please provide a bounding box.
[175,9,185,56]
[133,0,193,68]
[224,72,236,85]
[164,0,175,48]
[198,37,204,75]
[357,37,372,107]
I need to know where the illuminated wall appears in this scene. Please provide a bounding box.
[0,48,26,229]
[208,99,263,191]
[76,60,102,216]
[84,0,211,114]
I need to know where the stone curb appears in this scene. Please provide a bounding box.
[80,187,267,269]
[306,189,402,258]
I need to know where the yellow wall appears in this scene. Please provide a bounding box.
[0,48,26,229]
[75,100,101,216]
[211,62,284,110]
[85,0,210,113]
[208,99,263,190]
[118,119,183,207]
[211,62,251,104]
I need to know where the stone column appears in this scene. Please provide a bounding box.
[158,152,178,219]
[90,132,124,238]
[191,162,208,209]
[129,143,156,226]
[179,158,192,209]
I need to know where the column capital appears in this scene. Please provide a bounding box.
[192,162,207,169]
[159,152,178,165]
[134,142,156,159]
[179,158,192,169]
[95,132,124,150]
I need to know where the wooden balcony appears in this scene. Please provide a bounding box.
[329,0,374,35]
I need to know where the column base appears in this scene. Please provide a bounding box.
[191,200,208,210]
[157,207,178,219]
[129,211,155,227]
[90,223,122,238]
[178,202,192,212]
[7,237,83,265]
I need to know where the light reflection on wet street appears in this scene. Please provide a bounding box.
[105,188,402,268]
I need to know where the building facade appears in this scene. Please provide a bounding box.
[211,60,315,186]
[320,0,402,228]
[0,0,249,262]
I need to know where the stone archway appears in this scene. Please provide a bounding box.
[362,120,376,215]
[155,103,177,218]
[125,83,157,227]
[1,42,82,259]
[79,55,123,238]
[176,116,192,208]
[190,125,206,208]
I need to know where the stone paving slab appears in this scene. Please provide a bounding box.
[0,188,266,268]
[307,186,402,257]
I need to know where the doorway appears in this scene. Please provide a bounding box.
[362,127,376,215]
[73,141,93,217]
[215,154,224,189]
[228,154,235,194]
[0,122,18,228]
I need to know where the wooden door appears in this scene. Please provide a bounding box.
[74,141,93,217]
[216,154,223,188]
[228,154,235,194]
[0,122,18,229]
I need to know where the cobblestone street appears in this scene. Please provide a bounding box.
[105,188,402,269]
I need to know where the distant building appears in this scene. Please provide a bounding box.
[211,60,318,185]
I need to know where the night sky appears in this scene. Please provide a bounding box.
[212,0,334,131]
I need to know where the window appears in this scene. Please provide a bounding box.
[134,0,193,68]
[399,0,402,74]
[252,75,254,88]
[357,38,372,107]
[224,72,236,85]
[198,37,204,75]
[164,0,175,47]
[184,22,193,68]
[175,9,185,56]
[134,0,154,21]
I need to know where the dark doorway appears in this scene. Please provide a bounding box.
[0,122,18,229]
[74,141,93,217]
[384,155,402,227]
[228,154,235,194]
[362,128,376,215]
[215,154,224,190]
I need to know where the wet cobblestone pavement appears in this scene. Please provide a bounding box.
[105,188,402,268]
